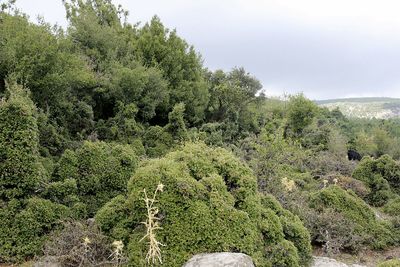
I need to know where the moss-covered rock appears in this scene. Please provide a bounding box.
[96,142,312,266]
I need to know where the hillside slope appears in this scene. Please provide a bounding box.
[316,98,400,119]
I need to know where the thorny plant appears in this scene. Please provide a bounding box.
[140,183,165,265]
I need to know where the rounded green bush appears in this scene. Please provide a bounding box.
[310,185,395,249]
[96,142,312,266]
[142,125,174,157]
[352,155,400,206]
[0,83,45,200]
[261,194,312,265]
[54,141,138,216]
[0,198,69,262]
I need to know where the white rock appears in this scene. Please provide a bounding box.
[312,256,366,267]
[183,252,255,267]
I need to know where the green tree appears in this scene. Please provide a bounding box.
[135,16,209,123]
[285,94,318,138]
[206,68,261,122]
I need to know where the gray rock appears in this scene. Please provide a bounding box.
[312,256,366,267]
[183,252,255,267]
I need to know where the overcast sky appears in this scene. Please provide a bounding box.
[13,0,400,100]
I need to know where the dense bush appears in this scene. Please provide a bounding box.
[142,125,174,157]
[53,141,138,216]
[285,94,318,138]
[0,198,69,262]
[309,186,395,249]
[352,155,400,206]
[4,0,400,264]
[96,143,312,266]
[383,198,400,216]
[0,82,45,200]
[261,194,312,264]
[335,175,371,199]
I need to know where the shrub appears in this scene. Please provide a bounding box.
[378,259,400,267]
[41,179,78,206]
[261,194,312,264]
[42,220,120,267]
[309,186,395,249]
[53,141,137,217]
[384,198,400,216]
[0,82,45,200]
[0,198,69,262]
[266,240,300,267]
[96,142,312,266]
[336,175,370,198]
[142,126,174,157]
[352,155,400,206]
[285,94,318,137]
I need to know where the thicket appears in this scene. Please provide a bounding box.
[96,143,312,267]
[352,155,400,206]
[1,0,400,265]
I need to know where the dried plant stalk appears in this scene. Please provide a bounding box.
[140,183,165,265]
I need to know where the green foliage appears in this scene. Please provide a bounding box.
[96,143,312,266]
[285,94,318,137]
[310,186,375,229]
[206,68,261,122]
[0,82,45,200]
[352,155,400,206]
[0,198,69,262]
[383,197,400,216]
[53,141,137,216]
[5,0,400,264]
[378,259,400,267]
[165,102,188,141]
[143,126,174,157]
[261,195,312,265]
[265,240,301,267]
[135,16,209,123]
[309,186,395,249]
[0,12,97,138]
[109,64,169,121]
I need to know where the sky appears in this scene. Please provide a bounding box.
[12,0,400,100]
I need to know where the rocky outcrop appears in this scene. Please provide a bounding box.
[183,252,255,267]
[312,256,366,267]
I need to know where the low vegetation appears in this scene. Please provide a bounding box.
[1,0,400,266]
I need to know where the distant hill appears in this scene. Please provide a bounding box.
[316,97,400,119]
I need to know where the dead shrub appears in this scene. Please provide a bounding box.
[42,220,126,266]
